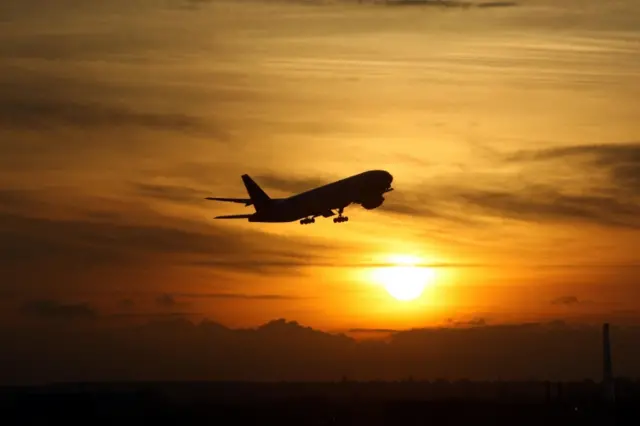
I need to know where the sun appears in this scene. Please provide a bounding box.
[371,255,437,301]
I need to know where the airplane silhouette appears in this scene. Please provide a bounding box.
[206,170,393,224]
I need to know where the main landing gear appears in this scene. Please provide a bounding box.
[300,217,315,225]
[333,207,348,223]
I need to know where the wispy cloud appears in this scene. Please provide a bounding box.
[132,182,210,204]
[551,296,581,306]
[0,190,344,283]
[377,142,640,229]
[0,99,203,132]
[510,142,640,195]
[446,317,487,327]
[384,0,518,8]
[178,292,303,300]
[109,312,200,319]
[550,295,598,307]
[348,328,399,333]
[455,186,640,229]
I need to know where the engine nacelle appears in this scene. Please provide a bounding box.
[360,195,384,210]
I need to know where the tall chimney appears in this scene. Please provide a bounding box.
[602,323,615,403]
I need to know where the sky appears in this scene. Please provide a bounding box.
[0,0,639,382]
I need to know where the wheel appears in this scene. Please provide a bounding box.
[345,217,349,222]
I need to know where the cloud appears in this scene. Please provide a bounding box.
[383,0,517,8]
[261,172,640,229]
[510,142,640,195]
[380,201,443,218]
[0,211,225,266]
[455,186,640,229]
[178,292,303,300]
[551,296,580,306]
[381,142,640,229]
[475,1,518,7]
[132,183,209,204]
[3,318,640,385]
[348,328,399,333]
[446,317,487,327]
[181,0,518,8]
[188,258,481,274]
[0,189,49,213]
[0,99,204,132]
[380,189,474,223]
[0,191,349,301]
[0,60,230,146]
[20,299,97,320]
[156,294,186,308]
[108,312,201,319]
[0,191,339,276]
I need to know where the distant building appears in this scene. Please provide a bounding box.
[602,323,615,403]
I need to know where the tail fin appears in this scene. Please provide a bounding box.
[241,174,270,211]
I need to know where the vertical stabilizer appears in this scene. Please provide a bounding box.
[241,174,270,211]
[603,323,615,403]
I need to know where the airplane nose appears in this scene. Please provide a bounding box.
[384,171,393,186]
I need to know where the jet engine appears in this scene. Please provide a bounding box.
[360,195,384,210]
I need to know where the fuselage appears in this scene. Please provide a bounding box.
[249,170,393,222]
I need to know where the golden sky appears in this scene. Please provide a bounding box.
[1,0,639,334]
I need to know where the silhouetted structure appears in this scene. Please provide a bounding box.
[603,323,615,403]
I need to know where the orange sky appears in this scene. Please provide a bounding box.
[1,0,639,334]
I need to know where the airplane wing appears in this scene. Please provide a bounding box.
[214,214,253,219]
[205,197,253,207]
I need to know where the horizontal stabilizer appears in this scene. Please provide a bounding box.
[214,214,253,219]
[205,197,253,206]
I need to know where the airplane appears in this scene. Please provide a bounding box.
[205,170,393,224]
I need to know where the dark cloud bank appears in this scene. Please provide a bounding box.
[0,187,339,280]
[20,299,98,320]
[2,317,640,385]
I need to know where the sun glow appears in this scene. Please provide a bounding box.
[371,255,437,301]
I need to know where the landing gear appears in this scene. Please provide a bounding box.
[333,207,348,223]
[300,217,315,225]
